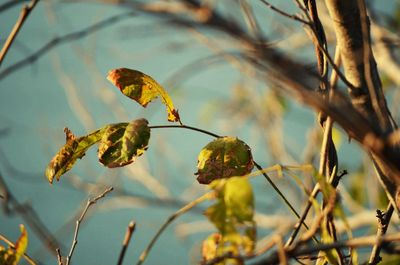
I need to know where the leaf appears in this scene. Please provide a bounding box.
[196,137,254,184]
[46,128,104,183]
[14,225,28,265]
[203,177,256,264]
[107,68,180,122]
[0,224,28,265]
[98,118,150,168]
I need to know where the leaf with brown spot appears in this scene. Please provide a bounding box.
[195,137,254,184]
[107,68,180,122]
[45,128,104,184]
[98,118,150,168]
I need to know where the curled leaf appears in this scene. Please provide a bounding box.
[107,68,180,122]
[98,118,150,168]
[195,137,254,184]
[46,128,103,184]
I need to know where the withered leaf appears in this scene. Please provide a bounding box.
[196,137,254,184]
[107,68,180,122]
[46,128,103,184]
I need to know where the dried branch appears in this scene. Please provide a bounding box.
[368,204,394,265]
[259,0,310,25]
[0,0,39,66]
[117,221,136,265]
[65,187,113,265]
[253,232,400,265]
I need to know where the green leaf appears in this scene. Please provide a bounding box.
[196,137,254,184]
[98,118,150,168]
[46,128,104,184]
[107,68,180,123]
[203,177,256,264]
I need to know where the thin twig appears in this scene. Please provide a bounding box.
[65,187,113,265]
[368,204,394,265]
[0,233,38,265]
[259,0,310,25]
[0,0,39,66]
[136,192,213,265]
[116,221,136,265]
[56,248,63,265]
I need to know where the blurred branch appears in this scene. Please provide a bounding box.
[0,11,136,80]
[0,0,30,13]
[64,187,113,265]
[253,232,400,265]
[0,172,61,255]
[0,0,39,66]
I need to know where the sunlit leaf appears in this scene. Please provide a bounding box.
[203,177,256,264]
[98,118,150,168]
[14,225,28,264]
[0,224,28,265]
[196,137,254,184]
[107,68,180,122]
[46,128,104,183]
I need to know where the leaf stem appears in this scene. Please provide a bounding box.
[149,124,221,138]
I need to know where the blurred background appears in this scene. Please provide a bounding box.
[1,1,400,264]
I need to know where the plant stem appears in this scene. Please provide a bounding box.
[117,221,136,265]
[149,124,221,138]
[136,192,213,265]
[0,0,39,66]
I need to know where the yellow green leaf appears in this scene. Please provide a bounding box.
[204,177,256,263]
[98,119,150,168]
[46,128,104,183]
[196,137,254,184]
[107,68,180,122]
[14,225,28,265]
[0,224,28,265]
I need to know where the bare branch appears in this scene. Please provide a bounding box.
[65,187,114,265]
[116,221,136,265]
[0,0,39,66]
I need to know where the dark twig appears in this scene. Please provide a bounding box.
[0,0,29,13]
[0,11,136,80]
[56,248,63,265]
[116,221,136,265]
[259,0,310,25]
[65,187,114,265]
[368,204,394,265]
[0,0,39,66]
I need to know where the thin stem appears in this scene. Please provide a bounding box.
[149,125,221,138]
[65,187,113,265]
[117,221,136,265]
[0,233,37,265]
[0,0,39,66]
[368,203,394,265]
[136,192,213,265]
[259,0,310,25]
[56,248,63,265]
[150,125,310,229]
